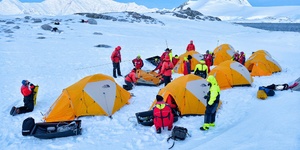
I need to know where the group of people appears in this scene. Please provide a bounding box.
[232,50,246,65]
[152,75,221,133]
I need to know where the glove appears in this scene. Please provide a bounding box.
[208,100,214,106]
[204,95,208,99]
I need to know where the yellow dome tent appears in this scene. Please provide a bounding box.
[245,50,281,76]
[149,74,221,115]
[44,74,131,122]
[209,60,253,90]
[213,44,236,65]
[173,51,203,74]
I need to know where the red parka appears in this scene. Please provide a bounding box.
[153,101,174,130]
[21,85,33,96]
[111,46,121,63]
[186,40,195,51]
[239,52,245,65]
[159,56,174,77]
[132,58,144,69]
[125,70,137,83]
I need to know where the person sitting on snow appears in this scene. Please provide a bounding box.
[153,95,174,134]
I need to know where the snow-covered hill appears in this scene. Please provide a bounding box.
[179,0,300,22]
[0,0,157,15]
[1,12,300,149]
[1,0,300,22]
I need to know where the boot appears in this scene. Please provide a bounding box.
[156,128,161,134]
[200,123,210,131]
[209,123,215,127]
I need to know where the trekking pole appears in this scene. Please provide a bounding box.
[165,40,169,48]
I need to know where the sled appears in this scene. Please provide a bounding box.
[136,70,163,86]
[145,56,161,66]
[135,110,179,126]
[33,85,39,105]
[31,120,82,139]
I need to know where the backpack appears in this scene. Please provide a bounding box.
[22,117,35,136]
[167,126,190,149]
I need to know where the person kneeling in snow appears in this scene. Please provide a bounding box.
[123,68,137,91]
[153,95,174,134]
[12,80,36,115]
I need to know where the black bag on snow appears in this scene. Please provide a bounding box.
[22,117,35,136]
[167,126,190,149]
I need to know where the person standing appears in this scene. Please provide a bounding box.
[186,40,195,52]
[11,80,36,116]
[132,55,144,70]
[111,46,122,78]
[200,75,220,131]
[124,68,137,91]
[239,51,246,65]
[194,60,208,79]
[232,50,240,62]
[159,55,174,86]
[204,50,213,68]
[153,95,174,134]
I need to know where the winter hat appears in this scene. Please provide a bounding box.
[115,46,121,51]
[22,80,27,86]
[156,95,164,102]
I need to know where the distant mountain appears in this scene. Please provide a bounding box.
[0,0,157,15]
[1,0,300,23]
[177,0,300,22]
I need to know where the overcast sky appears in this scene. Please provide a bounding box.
[13,0,300,9]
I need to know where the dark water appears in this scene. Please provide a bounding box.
[234,23,300,32]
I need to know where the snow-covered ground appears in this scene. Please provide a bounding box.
[1,13,300,150]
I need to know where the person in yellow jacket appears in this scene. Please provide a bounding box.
[194,60,208,79]
[200,75,221,131]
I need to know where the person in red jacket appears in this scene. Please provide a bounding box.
[11,80,35,116]
[232,51,240,62]
[124,68,137,91]
[204,50,212,72]
[111,46,122,78]
[172,54,179,66]
[186,40,195,51]
[132,55,144,70]
[159,55,174,86]
[160,48,171,62]
[239,51,246,65]
[153,95,174,134]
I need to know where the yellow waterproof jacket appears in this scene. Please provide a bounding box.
[207,75,220,104]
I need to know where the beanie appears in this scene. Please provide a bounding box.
[156,95,163,102]
[22,80,27,86]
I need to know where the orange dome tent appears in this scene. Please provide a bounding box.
[44,74,131,122]
[173,51,203,74]
[213,44,236,65]
[209,60,253,90]
[245,50,281,76]
[149,74,222,115]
